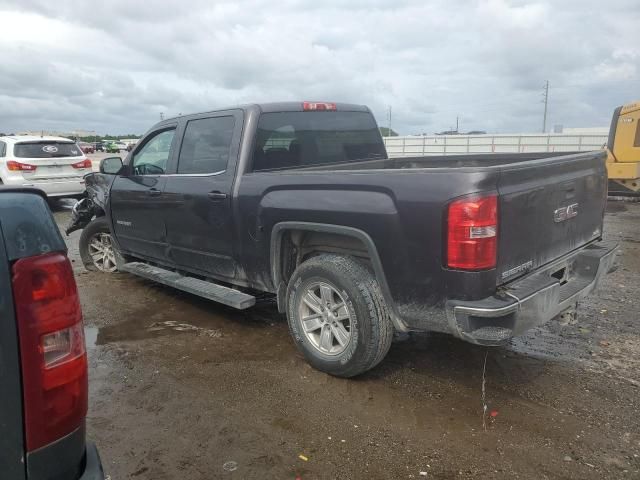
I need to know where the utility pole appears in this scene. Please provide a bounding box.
[456,115,459,133]
[542,80,549,133]
[387,106,392,136]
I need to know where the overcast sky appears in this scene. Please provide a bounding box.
[0,0,638,135]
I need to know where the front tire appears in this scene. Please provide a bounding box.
[79,217,119,272]
[286,254,394,378]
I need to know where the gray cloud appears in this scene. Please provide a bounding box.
[0,0,637,135]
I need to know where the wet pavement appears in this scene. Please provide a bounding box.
[51,200,640,479]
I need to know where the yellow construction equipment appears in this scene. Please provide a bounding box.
[606,101,640,195]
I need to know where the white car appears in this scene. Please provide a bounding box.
[0,135,91,199]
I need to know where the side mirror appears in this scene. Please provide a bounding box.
[99,157,123,175]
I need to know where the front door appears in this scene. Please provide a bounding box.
[110,127,177,261]
[162,112,241,279]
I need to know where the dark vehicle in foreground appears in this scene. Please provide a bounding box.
[0,188,104,479]
[67,101,618,377]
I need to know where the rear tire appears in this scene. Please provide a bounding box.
[79,217,120,273]
[286,254,394,378]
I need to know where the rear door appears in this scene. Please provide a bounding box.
[162,111,242,279]
[110,126,177,261]
[496,151,607,283]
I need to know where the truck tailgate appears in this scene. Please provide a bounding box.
[497,151,607,284]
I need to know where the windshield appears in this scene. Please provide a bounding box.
[252,111,386,171]
[14,141,82,158]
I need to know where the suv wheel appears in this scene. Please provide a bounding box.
[79,217,119,272]
[286,254,394,377]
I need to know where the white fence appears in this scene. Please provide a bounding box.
[383,134,608,157]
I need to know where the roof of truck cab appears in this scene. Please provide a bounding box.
[0,135,76,144]
[159,101,371,124]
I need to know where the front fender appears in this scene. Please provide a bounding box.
[64,173,113,235]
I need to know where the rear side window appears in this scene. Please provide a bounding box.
[178,116,235,174]
[252,111,385,172]
[0,141,5,157]
[13,141,82,158]
[635,119,640,147]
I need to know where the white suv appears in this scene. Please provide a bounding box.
[0,136,91,199]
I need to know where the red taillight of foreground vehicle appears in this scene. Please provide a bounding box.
[7,160,37,171]
[447,194,498,270]
[71,158,92,169]
[12,252,87,451]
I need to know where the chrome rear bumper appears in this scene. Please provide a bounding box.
[446,240,619,345]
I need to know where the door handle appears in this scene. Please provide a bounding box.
[147,188,162,196]
[208,191,228,200]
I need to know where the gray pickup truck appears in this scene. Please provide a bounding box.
[67,101,618,377]
[0,188,104,480]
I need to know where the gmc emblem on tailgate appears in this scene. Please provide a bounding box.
[554,203,579,223]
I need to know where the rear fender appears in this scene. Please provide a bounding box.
[270,222,408,332]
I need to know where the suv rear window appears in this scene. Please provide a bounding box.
[13,141,82,158]
[252,111,386,171]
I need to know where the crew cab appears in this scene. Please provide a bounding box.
[0,188,104,479]
[67,102,618,377]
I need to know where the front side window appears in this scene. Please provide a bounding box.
[132,129,175,175]
[177,116,235,174]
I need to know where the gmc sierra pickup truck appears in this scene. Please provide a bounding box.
[67,101,618,377]
[0,188,104,480]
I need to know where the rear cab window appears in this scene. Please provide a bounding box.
[252,111,386,171]
[13,141,82,158]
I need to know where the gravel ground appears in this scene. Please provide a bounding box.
[51,200,640,480]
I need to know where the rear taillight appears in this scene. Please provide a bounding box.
[71,159,92,169]
[7,160,37,172]
[447,194,498,270]
[12,252,87,451]
[302,101,337,111]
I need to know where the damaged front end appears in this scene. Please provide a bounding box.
[65,172,112,235]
